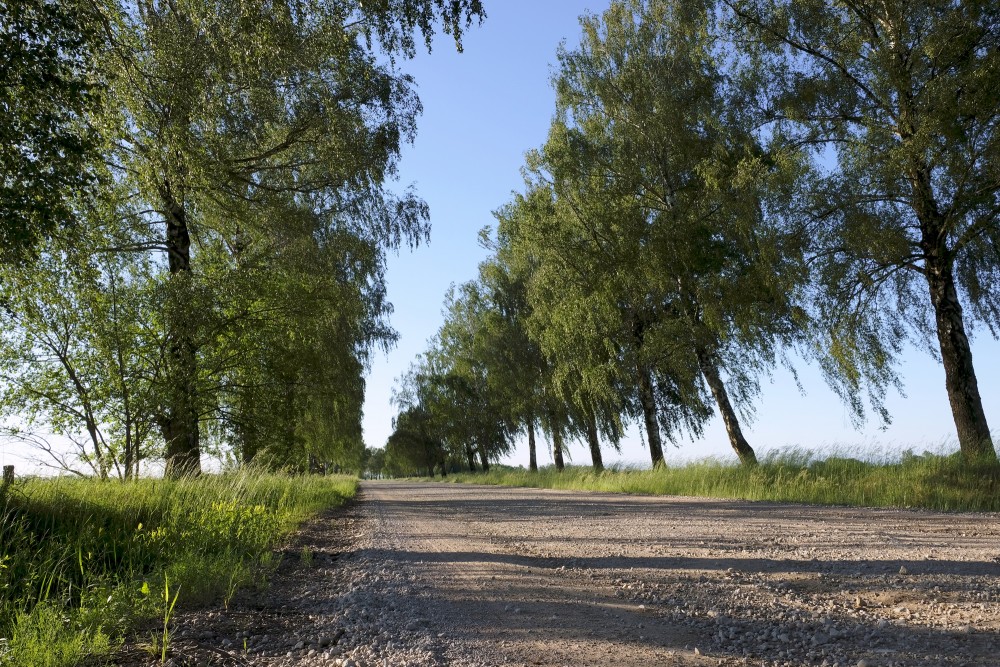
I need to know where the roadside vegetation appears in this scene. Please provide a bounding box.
[435,450,1000,513]
[0,472,357,667]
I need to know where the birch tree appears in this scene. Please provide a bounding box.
[726,0,1000,463]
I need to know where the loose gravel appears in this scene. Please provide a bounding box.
[120,481,1000,667]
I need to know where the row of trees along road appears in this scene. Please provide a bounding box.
[387,0,1000,475]
[0,0,484,478]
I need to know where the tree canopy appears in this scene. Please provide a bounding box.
[393,0,997,472]
[0,0,485,477]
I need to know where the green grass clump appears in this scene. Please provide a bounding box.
[438,449,1000,512]
[0,471,356,666]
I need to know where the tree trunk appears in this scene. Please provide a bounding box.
[586,411,604,472]
[477,442,490,472]
[465,445,477,471]
[123,418,134,481]
[161,184,201,477]
[111,273,137,480]
[925,256,995,462]
[696,348,758,466]
[527,418,538,472]
[552,428,565,471]
[911,163,996,464]
[636,363,665,467]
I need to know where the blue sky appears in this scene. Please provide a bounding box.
[360,0,1000,467]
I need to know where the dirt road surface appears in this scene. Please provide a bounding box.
[151,481,1000,667]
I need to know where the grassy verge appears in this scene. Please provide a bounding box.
[438,450,1000,512]
[0,471,357,667]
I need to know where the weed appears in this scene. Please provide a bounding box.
[159,574,180,663]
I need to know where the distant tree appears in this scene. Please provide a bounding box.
[386,406,444,477]
[363,447,387,479]
[465,252,553,471]
[215,218,382,474]
[498,182,699,468]
[726,0,1000,463]
[494,190,635,469]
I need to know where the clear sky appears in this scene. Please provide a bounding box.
[360,0,1000,467]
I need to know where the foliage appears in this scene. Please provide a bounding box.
[0,0,101,262]
[385,405,445,477]
[524,0,805,465]
[0,224,161,479]
[0,0,487,475]
[0,472,357,667]
[399,0,998,473]
[362,447,387,478]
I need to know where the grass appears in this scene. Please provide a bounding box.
[0,471,357,667]
[437,448,1000,512]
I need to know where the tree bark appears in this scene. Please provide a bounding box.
[586,411,604,472]
[527,417,538,472]
[161,183,201,477]
[123,416,134,481]
[465,444,477,471]
[637,363,665,467]
[910,163,996,464]
[925,255,995,462]
[477,442,490,472]
[696,348,758,466]
[552,427,565,471]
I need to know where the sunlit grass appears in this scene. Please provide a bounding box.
[0,471,357,667]
[439,447,1000,512]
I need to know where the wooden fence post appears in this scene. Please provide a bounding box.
[1,465,13,498]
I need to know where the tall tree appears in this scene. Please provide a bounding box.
[534,0,805,465]
[726,0,1000,463]
[471,252,553,471]
[386,405,444,477]
[90,0,484,475]
[496,184,681,468]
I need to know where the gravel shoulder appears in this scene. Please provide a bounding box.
[131,481,1000,667]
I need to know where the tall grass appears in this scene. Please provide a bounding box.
[0,471,357,666]
[440,449,1000,512]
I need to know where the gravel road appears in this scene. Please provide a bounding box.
[149,481,1000,667]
